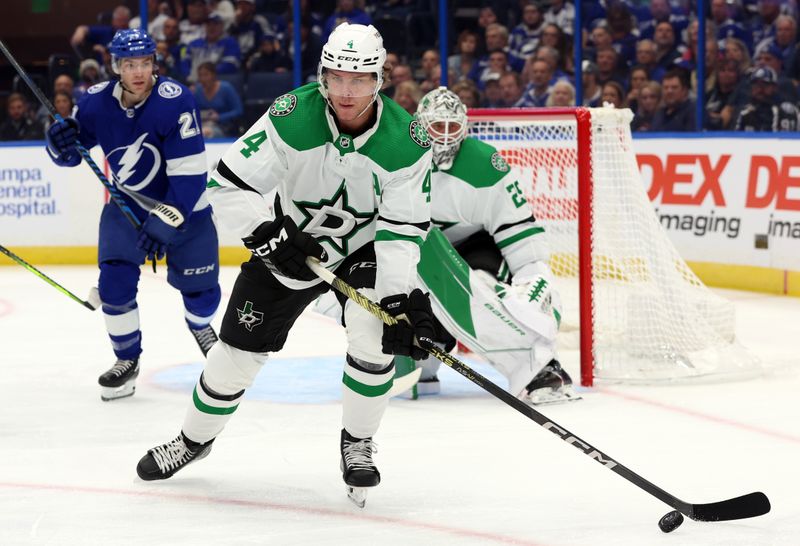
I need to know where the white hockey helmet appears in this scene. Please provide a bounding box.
[416,87,468,169]
[318,23,386,102]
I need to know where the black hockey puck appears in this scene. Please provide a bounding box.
[658,510,684,533]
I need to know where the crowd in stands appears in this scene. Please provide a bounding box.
[5,0,800,141]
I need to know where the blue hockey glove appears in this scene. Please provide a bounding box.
[137,203,184,261]
[243,216,326,281]
[45,117,81,166]
[380,289,435,360]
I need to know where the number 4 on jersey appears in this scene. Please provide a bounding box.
[240,131,268,158]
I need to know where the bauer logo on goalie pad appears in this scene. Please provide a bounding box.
[237,301,264,331]
[491,152,510,173]
[409,120,431,148]
[270,94,297,117]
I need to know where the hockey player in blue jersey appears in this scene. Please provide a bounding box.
[45,29,221,401]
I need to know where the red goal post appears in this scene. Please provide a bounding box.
[466,107,759,387]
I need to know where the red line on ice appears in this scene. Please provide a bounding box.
[598,387,800,444]
[0,481,543,546]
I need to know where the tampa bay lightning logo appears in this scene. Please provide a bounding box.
[158,81,182,99]
[88,81,110,94]
[107,133,161,191]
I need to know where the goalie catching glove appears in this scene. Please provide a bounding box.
[137,203,184,261]
[243,216,326,281]
[380,289,436,360]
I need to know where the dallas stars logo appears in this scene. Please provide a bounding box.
[293,180,376,255]
[269,93,297,117]
[237,300,264,331]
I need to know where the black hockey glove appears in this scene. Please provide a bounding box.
[243,216,326,281]
[380,289,435,360]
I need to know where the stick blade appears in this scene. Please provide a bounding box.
[689,492,771,522]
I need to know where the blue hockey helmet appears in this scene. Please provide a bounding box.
[109,29,157,73]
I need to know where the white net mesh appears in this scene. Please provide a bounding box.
[469,107,760,384]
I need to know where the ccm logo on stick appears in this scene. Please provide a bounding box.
[543,422,619,468]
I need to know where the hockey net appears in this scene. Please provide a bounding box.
[468,107,760,386]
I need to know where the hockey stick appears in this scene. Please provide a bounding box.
[0,245,101,311]
[306,257,770,527]
[0,39,157,272]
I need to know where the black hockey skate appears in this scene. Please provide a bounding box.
[98,358,140,401]
[188,323,218,357]
[340,429,380,508]
[136,432,214,481]
[521,359,581,406]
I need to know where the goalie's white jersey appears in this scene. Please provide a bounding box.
[207,83,432,298]
[429,137,548,277]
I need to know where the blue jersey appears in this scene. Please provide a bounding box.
[74,77,209,222]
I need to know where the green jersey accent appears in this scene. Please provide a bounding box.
[444,138,509,188]
[268,83,333,152]
[206,178,222,188]
[358,95,431,172]
[497,226,545,249]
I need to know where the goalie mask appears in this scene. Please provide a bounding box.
[318,23,386,114]
[416,87,468,170]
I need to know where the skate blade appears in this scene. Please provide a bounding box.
[525,385,582,406]
[347,486,368,508]
[100,382,136,401]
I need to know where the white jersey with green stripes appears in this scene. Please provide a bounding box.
[429,136,548,277]
[206,83,432,298]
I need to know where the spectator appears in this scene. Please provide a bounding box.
[0,93,43,141]
[755,14,797,68]
[228,0,272,63]
[510,2,544,60]
[546,80,575,106]
[130,0,170,40]
[582,60,602,107]
[208,0,235,27]
[606,3,638,66]
[471,50,512,90]
[632,81,662,131]
[247,32,291,72]
[391,63,414,87]
[285,15,324,83]
[393,80,422,114]
[651,68,695,131]
[706,58,741,130]
[635,39,666,82]
[74,59,103,100]
[588,23,614,56]
[680,19,717,71]
[535,45,569,84]
[162,16,183,61]
[49,91,75,130]
[499,71,525,106]
[476,7,499,53]
[156,40,182,80]
[519,58,552,106]
[482,73,504,107]
[193,61,243,137]
[181,12,241,83]
[448,30,480,83]
[638,0,689,42]
[35,75,75,127]
[755,43,798,101]
[451,80,481,108]
[322,0,372,41]
[418,49,441,93]
[724,37,752,74]
[601,80,626,109]
[711,0,752,50]
[627,65,650,111]
[692,38,721,97]
[468,23,524,86]
[654,21,683,71]
[595,46,626,87]
[539,23,572,74]
[180,0,209,45]
[735,65,800,131]
[750,0,782,48]
[544,0,575,35]
[71,5,131,60]
[381,51,399,96]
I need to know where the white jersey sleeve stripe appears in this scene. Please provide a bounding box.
[166,151,208,177]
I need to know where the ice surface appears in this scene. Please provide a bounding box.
[0,266,798,545]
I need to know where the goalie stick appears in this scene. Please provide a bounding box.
[0,39,157,272]
[0,245,101,311]
[306,257,771,527]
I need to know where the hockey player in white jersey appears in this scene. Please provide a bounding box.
[136,23,435,507]
[407,87,579,405]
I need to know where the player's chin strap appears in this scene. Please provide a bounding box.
[305,255,771,526]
